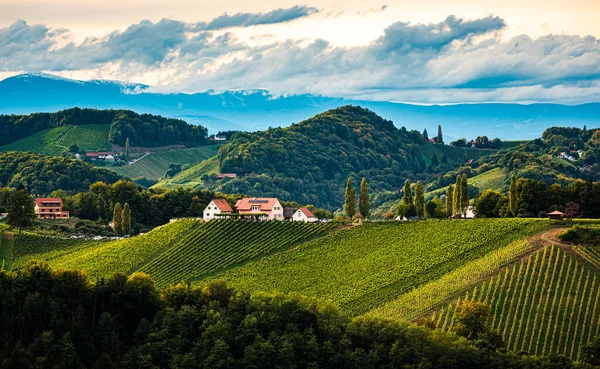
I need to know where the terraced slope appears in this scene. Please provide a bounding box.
[0,125,112,155]
[208,219,548,316]
[431,246,600,360]
[113,145,220,180]
[140,220,337,288]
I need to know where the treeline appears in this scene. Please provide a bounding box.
[1,261,598,369]
[0,107,209,147]
[0,151,123,195]
[474,177,600,218]
[450,136,502,149]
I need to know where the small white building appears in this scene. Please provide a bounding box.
[203,199,234,221]
[104,154,116,162]
[291,207,318,222]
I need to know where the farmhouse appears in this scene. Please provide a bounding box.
[34,198,69,219]
[203,199,233,221]
[217,173,237,179]
[86,151,116,161]
[291,207,318,222]
[235,197,284,220]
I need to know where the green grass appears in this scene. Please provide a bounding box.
[113,145,221,180]
[0,125,111,155]
[140,220,337,288]
[419,143,495,166]
[206,219,548,316]
[152,155,220,189]
[431,246,600,360]
[0,231,14,271]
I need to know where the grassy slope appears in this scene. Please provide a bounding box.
[205,219,548,316]
[152,156,220,189]
[419,143,495,166]
[113,145,221,180]
[372,168,508,217]
[430,245,600,361]
[0,125,111,155]
[0,231,14,271]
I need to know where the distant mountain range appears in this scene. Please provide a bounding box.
[2,73,599,140]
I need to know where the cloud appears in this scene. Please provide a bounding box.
[0,12,599,104]
[193,5,318,31]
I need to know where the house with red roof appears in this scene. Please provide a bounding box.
[203,199,234,221]
[34,198,69,219]
[235,197,284,220]
[291,207,318,222]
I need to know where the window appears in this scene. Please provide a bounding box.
[252,205,259,211]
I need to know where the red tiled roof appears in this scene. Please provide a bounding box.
[212,199,233,212]
[548,210,565,215]
[235,198,280,211]
[35,198,63,208]
[217,173,237,179]
[86,152,100,157]
[299,207,315,218]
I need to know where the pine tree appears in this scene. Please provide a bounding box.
[125,137,130,162]
[437,125,443,144]
[446,184,454,218]
[509,174,518,217]
[414,181,425,218]
[344,178,356,219]
[122,203,132,235]
[453,176,462,218]
[113,203,123,236]
[423,129,429,141]
[358,178,370,220]
[431,153,439,167]
[461,173,469,219]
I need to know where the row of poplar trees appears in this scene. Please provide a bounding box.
[397,174,470,219]
[112,202,132,236]
[344,178,370,220]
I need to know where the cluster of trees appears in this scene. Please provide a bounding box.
[214,106,428,209]
[451,136,502,149]
[422,125,444,144]
[112,202,132,236]
[0,107,209,148]
[1,261,598,369]
[343,177,370,220]
[474,176,600,219]
[0,151,123,195]
[395,175,470,220]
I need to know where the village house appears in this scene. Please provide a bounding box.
[235,197,284,220]
[86,151,116,161]
[217,173,237,179]
[203,199,233,221]
[291,207,318,222]
[34,198,69,219]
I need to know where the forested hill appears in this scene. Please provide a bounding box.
[0,107,209,147]
[0,151,124,195]
[210,106,427,208]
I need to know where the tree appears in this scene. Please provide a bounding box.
[358,178,370,220]
[508,175,518,217]
[441,154,448,164]
[453,301,492,340]
[425,197,446,219]
[125,137,130,162]
[437,125,443,144]
[344,178,356,219]
[414,181,424,218]
[461,173,469,219]
[422,129,429,141]
[397,179,416,219]
[583,337,600,366]
[453,176,462,218]
[402,179,413,206]
[431,153,438,167]
[446,184,454,218]
[564,201,581,223]
[6,188,36,233]
[113,203,123,236]
[122,203,132,235]
[474,190,505,218]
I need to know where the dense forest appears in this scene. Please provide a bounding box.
[0,107,209,147]
[212,106,427,208]
[0,152,123,195]
[1,262,597,369]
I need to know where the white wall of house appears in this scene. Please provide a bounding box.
[291,209,317,222]
[203,200,229,221]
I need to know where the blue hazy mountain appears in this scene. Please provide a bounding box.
[1,73,599,140]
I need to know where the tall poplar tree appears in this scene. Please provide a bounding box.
[113,203,123,236]
[446,184,454,218]
[122,203,132,235]
[437,125,443,144]
[414,181,425,218]
[359,178,370,220]
[461,174,469,219]
[402,179,413,206]
[125,137,130,161]
[344,178,356,219]
[453,176,462,218]
[509,175,518,217]
[422,129,429,141]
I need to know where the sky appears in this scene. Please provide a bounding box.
[1,0,600,104]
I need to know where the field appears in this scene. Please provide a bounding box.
[152,155,220,189]
[419,143,495,166]
[430,245,600,360]
[0,231,14,271]
[207,219,548,315]
[0,125,111,155]
[113,145,221,180]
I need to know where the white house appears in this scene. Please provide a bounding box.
[291,207,318,222]
[203,199,234,221]
[104,154,116,162]
[235,198,284,220]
